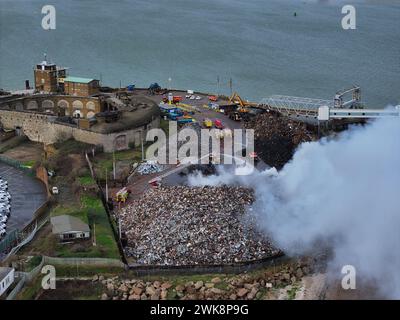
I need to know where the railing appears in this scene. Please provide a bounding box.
[0,230,19,255]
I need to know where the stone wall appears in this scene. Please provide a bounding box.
[0,94,102,119]
[36,166,51,197]
[0,110,159,152]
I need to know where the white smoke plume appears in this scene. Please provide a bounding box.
[188,115,400,298]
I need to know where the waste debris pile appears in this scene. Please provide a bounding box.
[136,161,165,175]
[117,186,279,265]
[244,110,317,169]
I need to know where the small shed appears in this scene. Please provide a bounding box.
[51,215,90,241]
[0,267,15,297]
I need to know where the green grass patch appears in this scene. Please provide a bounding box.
[287,285,299,300]
[25,256,43,272]
[82,195,120,259]
[47,195,119,259]
[21,194,119,260]
[54,265,124,278]
[92,148,142,180]
[51,205,89,225]
[22,160,36,168]
[17,276,43,300]
[77,175,96,186]
[57,195,120,259]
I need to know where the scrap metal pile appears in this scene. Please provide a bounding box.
[244,110,317,169]
[117,186,279,265]
[136,161,165,175]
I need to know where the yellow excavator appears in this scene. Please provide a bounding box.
[228,92,257,113]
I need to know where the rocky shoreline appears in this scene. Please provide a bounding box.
[95,258,314,300]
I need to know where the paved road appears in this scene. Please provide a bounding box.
[0,162,47,231]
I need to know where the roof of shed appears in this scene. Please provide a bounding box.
[51,215,90,234]
[64,76,96,84]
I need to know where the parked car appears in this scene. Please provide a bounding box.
[214,119,224,129]
[0,204,11,212]
[0,211,10,217]
[203,118,213,128]
[0,191,10,197]
[0,194,10,202]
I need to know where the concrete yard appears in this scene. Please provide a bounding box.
[135,89,243,130]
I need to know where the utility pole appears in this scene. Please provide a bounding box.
[105,168,108,202]
[113,151,116,180]
[217,76,220,96]
[93,223,96,246]
[141,131,144,161]
[317,120,321,139]
[229,78,233,96]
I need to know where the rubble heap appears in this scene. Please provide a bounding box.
[136,161,165,175]
[244,111,317,169]
[117,186,279,265]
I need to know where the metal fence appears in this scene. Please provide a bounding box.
[0,155,34,176]
[0,201,50,261]
[5,274,26,300]
[0,229,19,253]
[43,256,125,268]
[128,253,287,277]
[5,259,46,300]
[5,256,124,300]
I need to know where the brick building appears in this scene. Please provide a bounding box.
[64,77,100,97]
[34,60,67,93]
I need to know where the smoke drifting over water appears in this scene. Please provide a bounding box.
[189,116,400,298]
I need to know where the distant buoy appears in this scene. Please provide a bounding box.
[294,12,297,17]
